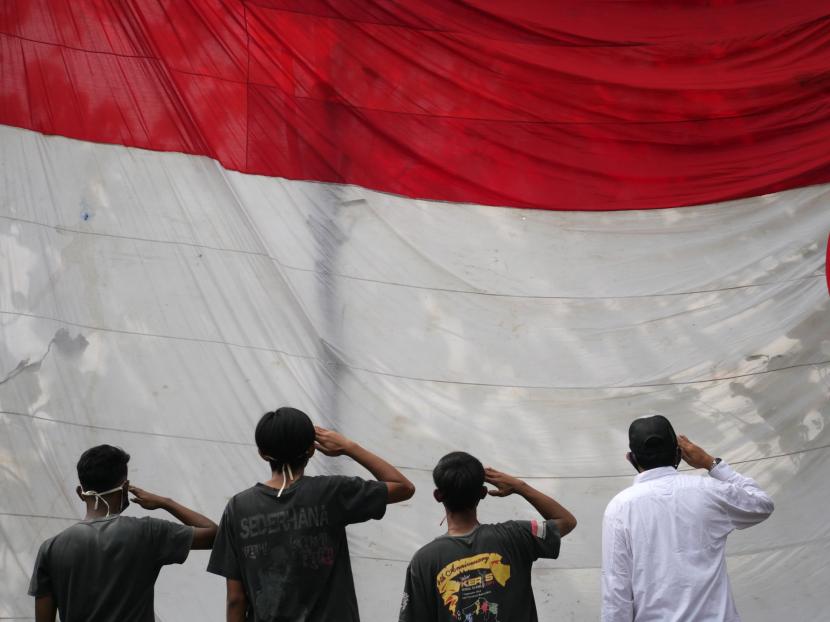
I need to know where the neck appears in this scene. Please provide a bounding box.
[445,508,479,536]
[84,492,123,520]
[638,464,677,475]
[265,466,305,490]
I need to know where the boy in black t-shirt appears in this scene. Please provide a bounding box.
[399,452,577,622]
[29,445,217,622]
[207,406,416,621]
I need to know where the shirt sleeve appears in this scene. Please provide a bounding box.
[332,476,389,525]
[601,507,634,622]
[207,504,242,580]
[398,559,433,622]
[28,539,53,597]
[708,461,774,530]
[509,520,561,561]
[145,517,194,566]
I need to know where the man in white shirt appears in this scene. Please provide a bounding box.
[601,415,774,622]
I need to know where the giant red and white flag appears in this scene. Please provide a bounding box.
[1,2,829,620]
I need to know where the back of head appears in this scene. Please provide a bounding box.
[255,407,316,471]
[77,445,130,492]
[433,451,485,512]
[629,414,679,470]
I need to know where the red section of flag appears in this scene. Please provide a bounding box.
[2,1,830,210]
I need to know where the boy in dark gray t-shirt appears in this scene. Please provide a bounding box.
[29,445,217,622]
[399,452,577,622]
[207,406,416,621]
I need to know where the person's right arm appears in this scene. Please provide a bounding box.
[315,427,415,503]
[130,486,218,549]
[226,579,247,622]
[34,594,56,622]
[398,560,432,622]
[206,505,246,620]
[30,541,56,622]
[601,508,634,622]
[484,467,577,536]
[678,435,774,529]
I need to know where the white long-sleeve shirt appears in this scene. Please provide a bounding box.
[601,462,774,622]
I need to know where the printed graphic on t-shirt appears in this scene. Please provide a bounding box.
[436,553,511,621]
[239,505,330,539]
[253,543,298,613]
[238,505,335,569]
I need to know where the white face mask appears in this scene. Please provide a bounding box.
[81,483,126,517]
[277,464,294,498]
[263,455,295,498]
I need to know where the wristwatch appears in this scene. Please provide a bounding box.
[708,457,722,471]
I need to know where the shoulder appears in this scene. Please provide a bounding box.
[34,533,59,556]
[604,484,639,517]
[307,474,364,486]
[298,475,350,496]
[486,520,554,545]
[223,485,262,509]
[128,515,186,535]
[124,516,193,543]
[231,484,262,500]
[49,522,83,540]
[120,515,166,530]
[49,520,103,546]
[676,472,715,486]
[486,520,527,538]
[306,474,381,493]
[306,474,350,486]
[409,537,447,571]
[119,515,150,526]
[492,519,527,530]
[603,481,666,521]
[404,542,447,595]
[671,472,726,497]
[53,516,165,545]
[495,519,555,537]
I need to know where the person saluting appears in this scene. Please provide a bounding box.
[601,415,774,622]
[29,444,217,622]
[208,406,415,621]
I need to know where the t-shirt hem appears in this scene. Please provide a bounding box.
[206,564,241,580]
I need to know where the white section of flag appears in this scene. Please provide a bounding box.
[1,125,829,621]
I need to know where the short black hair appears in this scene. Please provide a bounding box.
[255,407,315,472]
[433,452,485,512]
[77,445,130,492]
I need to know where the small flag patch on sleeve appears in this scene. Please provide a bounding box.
[530,520,546,539]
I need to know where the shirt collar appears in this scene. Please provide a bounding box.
[634,466,678,484]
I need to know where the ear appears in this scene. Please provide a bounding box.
[258,449,270,463]
[76,485,85,502]
[433,489,444,504]
[479,487,487,500]
[307,443,316,460]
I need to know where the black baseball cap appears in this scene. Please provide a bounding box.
[629,414,678,459]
